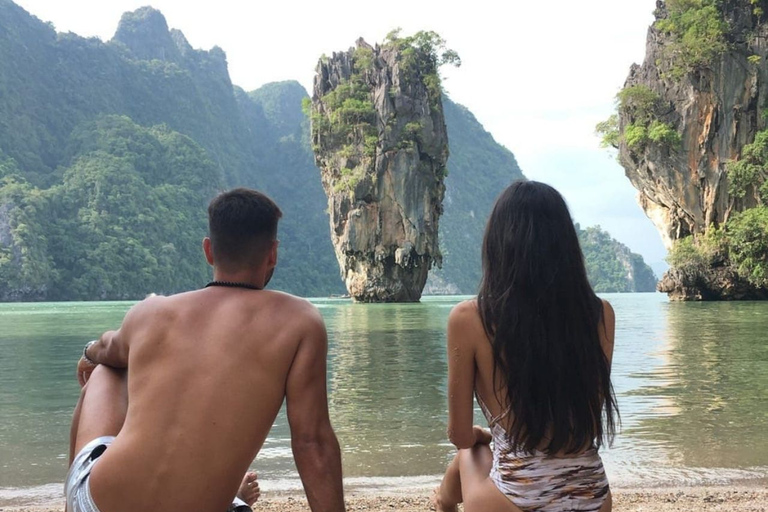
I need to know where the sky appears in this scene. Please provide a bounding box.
[14,0,668,268]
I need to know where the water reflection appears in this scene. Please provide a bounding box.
[325,301,451,476]
[630,302,768,469]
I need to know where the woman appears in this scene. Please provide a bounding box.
[432,181,618,512]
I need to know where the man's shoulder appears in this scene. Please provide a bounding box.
[125,294,168,320]
[252,290,322,326]
[260,290,315,311]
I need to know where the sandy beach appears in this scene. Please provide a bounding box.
[3,485,767,512]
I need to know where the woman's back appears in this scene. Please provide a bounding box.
[435,181,618,512]
[467,298,616,455]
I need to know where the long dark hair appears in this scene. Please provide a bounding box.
[477,180,618,454]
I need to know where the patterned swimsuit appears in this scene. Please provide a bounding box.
[477,394,610,511]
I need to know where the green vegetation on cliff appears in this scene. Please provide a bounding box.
[727,207,768,286]
[605,0,768,300]
[668,208,768,289]
[655,0,729,79]
[384,29,460,110]
[727,129,768,203]
[310,31,459,195]
[597,85,680,151]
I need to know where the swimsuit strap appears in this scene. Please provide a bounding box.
[475,391,510,428]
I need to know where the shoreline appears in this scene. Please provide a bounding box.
[3,483,768,511]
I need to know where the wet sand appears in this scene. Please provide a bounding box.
[3,486,767,511]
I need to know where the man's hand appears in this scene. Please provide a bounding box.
[77,356,98,387]
[473,425,492,445]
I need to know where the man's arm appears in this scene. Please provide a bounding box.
[77,298,151,386]
[285,305,344,512]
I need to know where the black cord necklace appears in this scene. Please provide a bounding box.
[205,281,262,291]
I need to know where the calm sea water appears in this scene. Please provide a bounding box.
[0,294,766,502]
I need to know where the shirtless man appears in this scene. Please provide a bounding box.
[66,188,345,512]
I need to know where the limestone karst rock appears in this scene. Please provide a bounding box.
[612,0,768,300]
[310,37,450,302]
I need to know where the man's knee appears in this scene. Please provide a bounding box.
[91,365,126,381]
[82,365,127,396]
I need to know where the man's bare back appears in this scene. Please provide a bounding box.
[66,189,344,512]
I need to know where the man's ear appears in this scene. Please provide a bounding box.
[203,237,214,266]
[268,239,278,268]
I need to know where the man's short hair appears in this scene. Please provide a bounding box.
[208,188,282,270]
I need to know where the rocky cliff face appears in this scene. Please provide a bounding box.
[311,38,448,302]
[616,0,768,299]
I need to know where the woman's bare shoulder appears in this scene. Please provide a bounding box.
[448,299,486,342]
[449,299,481,324]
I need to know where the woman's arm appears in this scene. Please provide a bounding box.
[599,299,616,366]
[446,301,484,450]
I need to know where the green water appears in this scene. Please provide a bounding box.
[0,294,766,500]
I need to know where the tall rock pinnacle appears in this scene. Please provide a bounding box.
[310,34,453,302]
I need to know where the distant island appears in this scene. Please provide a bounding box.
[0,1,656,301]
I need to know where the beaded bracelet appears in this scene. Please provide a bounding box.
[82,340,98,365]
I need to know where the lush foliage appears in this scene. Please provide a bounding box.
[727,128,768,203]
[666,227,725,270]
[597,85,680,151]
[618,85,661,122]
[624,123,650,149]
[310,48,380,193]
[655,0,728,79]
[727,207,768,287]
[384,29,461,71]
[311,30,459,194]
[751,0,766,17]
[578,225,658,292]
[667,210,768,289]
[595,115,620,149]
[648,120,683,145]
[384,29,460,109]
[0,116,220,300]
[0,3,345,299]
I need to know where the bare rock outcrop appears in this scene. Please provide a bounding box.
[615,0,768,300]
[310,38,449,302]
